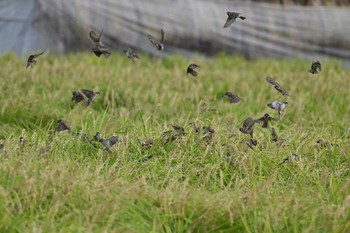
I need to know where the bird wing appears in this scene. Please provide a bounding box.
[266,76,280,86]
[160,29,165,44]
[89,30,102,43]
[105,136,119,147]
[148,34,159,47]
[243,117,255,129]
[187,68,198,77]
[33,50,45,58]
[81,89,94,99]
[223,17,236,28]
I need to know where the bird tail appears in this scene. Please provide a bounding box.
[239,16,246,20]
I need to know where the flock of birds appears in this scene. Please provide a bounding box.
[7,11,325,165]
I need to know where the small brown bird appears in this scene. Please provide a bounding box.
[140,139,154,148]
[101,136,119,150]
[89,30,111,57]
[148,29,165,51]
[55,120,71,133]
[246,138,258,150]
[309,61,321,74]
[266,76,289,96]
[170,124,187,136]
[224,12,246,28]
[81,89,100,107]
[271,127,278,142]
[239,117,256,138]
[123,47,140,63]
[255,113,279,128]
[187,64,200,77]
[19,136,24,147]
[72,91,85,104]
[26,50,45,69]
[223,92,244,103]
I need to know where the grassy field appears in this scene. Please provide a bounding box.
[0,53,349,232]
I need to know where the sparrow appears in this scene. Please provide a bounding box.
[81,89,100,107]
[266,76,289,96]
[55,120,71,133]
[140,139,154,148]
[255,113,279,128]
[72,91,85,104]
[101,136,119,150]
[148,29,165,51]
[170,124,187,136]
[26,50,45,69]
[271,127,278,142]
[309,61,321,74]
[223,12,246,28]
[123,47,140,63]
[279,153,298,165]
[267,101,288,115]
[239,117,256,138]
[187,64,200,77]
[223,92,244,103]
[89,30,111,57]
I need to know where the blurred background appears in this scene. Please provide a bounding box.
[0,0,349,64]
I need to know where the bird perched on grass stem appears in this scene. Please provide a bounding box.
[26,50,45,69]
[223,12,246,28]
[148,29,165,51]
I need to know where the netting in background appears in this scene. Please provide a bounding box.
[0,0,349,65]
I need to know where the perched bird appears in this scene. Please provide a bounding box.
[81,89,100,107]
[101,136,119,150]
[72,91,85,104]
[140,139,154,148]
[309,61,321,74]
[239,117,256,138]
[267,101,288,115]
[279,153,298,165]
[26,50,45,69]
[148,29,165,51]
[223,92,244,103]
[223,12,246,28]
[170,124,187,136]
[123,47,140,63]
[271,127,278,142]
[187,64,200,77]
[202,126,215,134]
[256,113,279,128]
[89,30,111,57]
[55,120,71,133]
[266,76,289,96]
[202,126,215,142]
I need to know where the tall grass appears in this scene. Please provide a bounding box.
[0,53,349,232]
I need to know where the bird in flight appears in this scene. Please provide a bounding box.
[267,101,288,115]
[81,89,100,107]
[123,47,140,63]
[26,50,45,69]
[89,30,111,57]
[148,29,165,51]
[255,113,279,128]
[72,91,85,104]
[239,117,256,138]
[187,64,200,77]
[223,92,244,103]
[223,12,246,28]
[309,61,321,74]
[266,76,289,96]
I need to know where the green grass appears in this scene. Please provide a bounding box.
[0,52,349,232]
